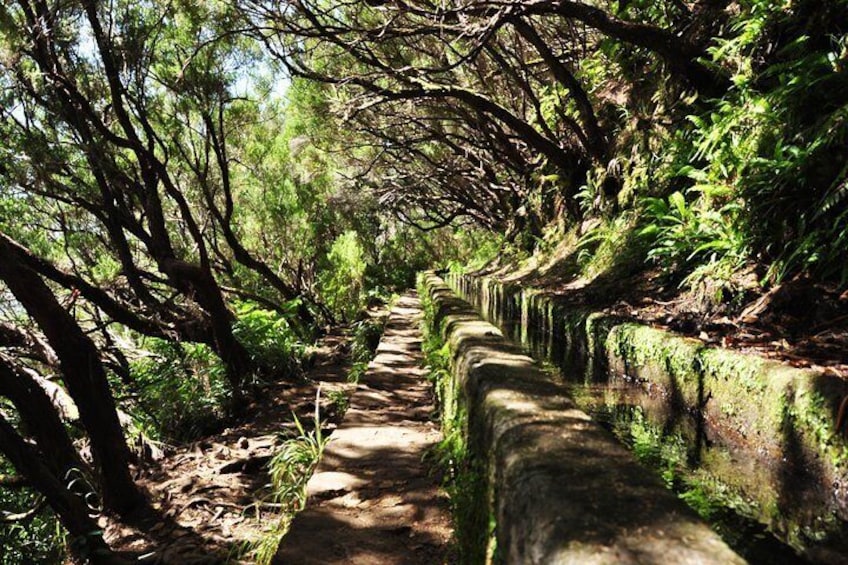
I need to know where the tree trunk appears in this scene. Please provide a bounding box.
[0,356,85,479]
[0,415,127,565]
[0,241,144,516]
[161,258,254,391]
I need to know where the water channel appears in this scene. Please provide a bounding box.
[448,274,848,564]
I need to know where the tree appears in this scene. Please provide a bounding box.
[0,235,144,516]
[0,0,339,387]
[243,0,728,232]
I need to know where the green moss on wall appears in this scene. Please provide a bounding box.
[449,272,848,558]
[418,274,497,564]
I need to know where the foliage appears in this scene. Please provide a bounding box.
[128,339,229,442]
[127,299,307,442]
[445,230,526,275]
[232,300,306,377]
[318,231,368,322]
[268,411,326,512]
[350,318,385,362]
[326,388,349,416]
[347,315,387,383]
[365,225,440,291]
[639,187,748,285]
[239,393,328,565]
[639,0,848,287]
[0,462,64,565]
[576,213,645,280]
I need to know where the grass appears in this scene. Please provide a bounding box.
[235,387,329,565]
[234,312,387,564]
[326,388,349,416]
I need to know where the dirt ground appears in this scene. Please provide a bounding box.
[105,329,359,563]
[104,296,453,564]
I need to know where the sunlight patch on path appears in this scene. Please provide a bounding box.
[274,294,453,565]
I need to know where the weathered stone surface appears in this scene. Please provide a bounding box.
[450,272,848,559]
[274,295,452,565]
[423,273,745,565]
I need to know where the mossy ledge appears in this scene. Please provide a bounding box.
[420,273,743,565]
[448,272,848,560]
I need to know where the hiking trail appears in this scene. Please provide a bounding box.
[275,294,453,564]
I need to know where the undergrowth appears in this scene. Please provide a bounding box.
[318,230,368,322]
[0,456,64,564]
[232,299,307,379]
[123,300,306,443]
[347,313,387,383]
[128,339,229,442]
[236,388,328,565]
[633,0,848,290]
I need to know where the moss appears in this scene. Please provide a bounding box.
[453,274,848,468]
[418,274,498,563]
[699,348,771,395]
[606,323,705,404]
[448,271,848,557]
[790,380,848,469]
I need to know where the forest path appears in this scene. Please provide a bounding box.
[274,294,453,564]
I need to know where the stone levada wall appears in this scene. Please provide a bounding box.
[447,272,848,562]
[420,273,743,565]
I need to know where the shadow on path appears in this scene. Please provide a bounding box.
[274,294,453,565]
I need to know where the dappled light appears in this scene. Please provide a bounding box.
[1,0,847,563]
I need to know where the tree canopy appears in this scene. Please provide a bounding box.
[1,0,847,561]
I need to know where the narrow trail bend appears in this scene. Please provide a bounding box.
[275,294,453,564]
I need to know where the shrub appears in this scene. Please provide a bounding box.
[232,300,306,378]
[0,453,64,564]
[318,231,367,321]
[129,339,228,441]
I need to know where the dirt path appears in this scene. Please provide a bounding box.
[274,294,453,565]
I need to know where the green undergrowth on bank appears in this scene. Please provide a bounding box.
[235,392,328,565]
[418,276,497,564]
[123,299,309,444]
[0,464,64,564]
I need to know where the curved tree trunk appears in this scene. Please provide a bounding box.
[0,356,85,479]
[0,240,144,517]
[0,415,127,565]
[161,258,254,390]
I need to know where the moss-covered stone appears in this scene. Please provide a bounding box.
[422,273,743,565]
[449,272,848,560]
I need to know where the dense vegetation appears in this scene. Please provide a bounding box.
[1,0,846,561]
